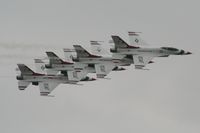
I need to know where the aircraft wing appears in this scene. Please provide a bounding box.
[67,65,91,81]
[39,82,59,96]
[133,55,154,69]
[95,63,115,78]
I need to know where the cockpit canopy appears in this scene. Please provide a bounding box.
[161,47,179,51]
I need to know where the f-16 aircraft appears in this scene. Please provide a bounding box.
[72,45,133,78]
[45,52,74,73]
[15,32,192,96]
[90,41,128,71]
[111,33,192,69]
[16,63,85,96]
[36,53,96,81]
[89,40,154,70]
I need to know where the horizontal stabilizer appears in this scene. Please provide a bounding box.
[18,81,30,90]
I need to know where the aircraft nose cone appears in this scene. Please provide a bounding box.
[148,61,154,64]
[186,51,192,55]
[91,78,96,81]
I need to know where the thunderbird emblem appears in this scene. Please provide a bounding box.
[135,39,139,43]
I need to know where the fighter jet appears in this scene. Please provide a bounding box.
[72,45,132,78]
[43,52,74,75]
[63,48,97,74]
[16,63,85,96]
[90,40,129,71]
[111,33,192,69]
[40,52,95,81]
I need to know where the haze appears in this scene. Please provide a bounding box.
[0,0,199,133]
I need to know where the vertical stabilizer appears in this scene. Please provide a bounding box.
[111,36,139,49]
[18,81,30,90]
[34,59,46,74]
[128,31,147,46]
[73,45,101,58]
[46,52,64,64]
[17,64,35,75]
[63,48,76,62]
[90,41,109,56]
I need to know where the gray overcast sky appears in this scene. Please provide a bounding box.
[0,0,199,133]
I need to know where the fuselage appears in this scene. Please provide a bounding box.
[45,63,74,71]
[111,47,191,57]
[73,56,132,67]
[16,74,78,84]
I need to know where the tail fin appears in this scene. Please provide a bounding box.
[46,51,73,64]
[17,64,35,75]
[128,32,147,46]
[90,41,109,56]
[63,48,76,62]
[111,35,139,49]
[34,59,46,74]
[46,52,64,64]
[73,45,101,58]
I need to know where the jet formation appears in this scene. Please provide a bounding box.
[16,32,192,96]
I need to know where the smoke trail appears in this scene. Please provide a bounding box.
[0,42,70,61]
[0,42,65,50]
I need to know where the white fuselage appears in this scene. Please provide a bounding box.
[50,64,74,71]
[75,56,132,66]
[113,47,185,57]
[19,75,77,84]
